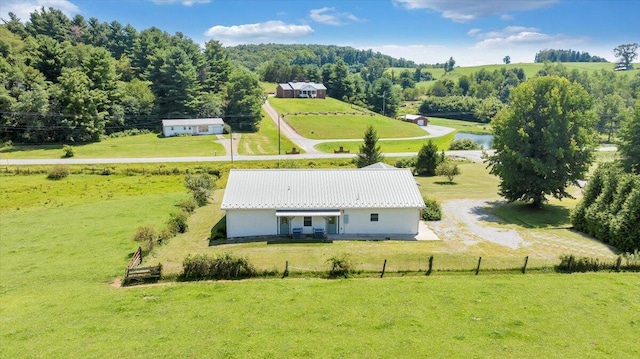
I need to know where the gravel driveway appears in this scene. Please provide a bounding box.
[429,199,529,249]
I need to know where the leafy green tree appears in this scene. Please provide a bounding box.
[148,47,200,117]
[26,7,71,42]
[503,55,511,64]
[368,77,401,116]
[474,96,504,123]
[436,161,461,184]
[398,70,415,89]
[618,102,640,174]
[595,93,626,142]
[184,173,215,206]
[355,125,383,168]
[444,57,455,73]
[415,140,442,176]
[224,68,263,130]
[203,40,231,94]
[53,68,106,142]
[613,43,638,70]
[486,76,597,208]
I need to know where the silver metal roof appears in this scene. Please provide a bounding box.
[162,118,224,126]
[278,82,327,90]
[362,162,398,169]
[404,114,426,120]
[221,168,425,210]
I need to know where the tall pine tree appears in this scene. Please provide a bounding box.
[355,125,383,168]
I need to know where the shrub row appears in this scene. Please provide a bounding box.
[571,164,640,252]
[182,253,256,280]
[555,253,640,273]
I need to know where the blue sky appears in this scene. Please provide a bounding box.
[1,0,638,65]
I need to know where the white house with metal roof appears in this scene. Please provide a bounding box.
[221,168,425,238]
[162,118,225,137]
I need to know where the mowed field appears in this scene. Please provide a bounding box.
[0,133,227,159]
[2,160,638,358]
[237,108,300,155]
[269,97,427,139]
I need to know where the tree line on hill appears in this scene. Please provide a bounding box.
[0,7,264,143]
[534,49,608,63]
[417,62,640,143]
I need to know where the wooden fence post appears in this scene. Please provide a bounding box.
[616,256,622,272]
[427,255,433,276]
[475,256,482,275]
[283,260,289,278]
[522,256,529,274]
[380,259,387,278]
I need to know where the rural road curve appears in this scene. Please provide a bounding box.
[261,99,455,152]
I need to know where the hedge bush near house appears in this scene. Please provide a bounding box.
[421,197,442,221]
[182,253,256,280]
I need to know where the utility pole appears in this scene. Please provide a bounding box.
[230,128,233,164]
[278,113,281,155]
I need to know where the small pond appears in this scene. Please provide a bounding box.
[454,133,494,149]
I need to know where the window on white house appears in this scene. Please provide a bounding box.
[303,217,312,226]
[183,126,187,130]
[370,213,379,222]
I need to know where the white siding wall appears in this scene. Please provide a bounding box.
[341,208,420,234]
[290,216,326,234]
[163,125,223,137]
[226,209,277,238]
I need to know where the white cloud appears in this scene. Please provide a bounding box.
[309,7,363,26]
[358,42,615,67]
[151,0,210,5]
[0,0,79,22]
[393,0,558,22]
[204,21,314,46]
[468,26,587,50]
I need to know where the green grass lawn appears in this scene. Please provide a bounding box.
[0,133,227,159]
[2,164,638,357]
[269,97,427,139]
[315,131,455,153]
[237,109,300,155]
[260,81,277,94]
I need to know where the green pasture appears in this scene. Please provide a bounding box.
[269,97,427,139]
[2,161,636,357]
[0,133,226,159]
[260,81,277,94]
[285,114,427,139]
[237,109,300,155]
[269,96,368,114]
[315,131,455,153]
[390,62,640,82]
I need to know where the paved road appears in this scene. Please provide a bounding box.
[5,150,495,165]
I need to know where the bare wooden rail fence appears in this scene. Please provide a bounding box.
[123,246,162,285]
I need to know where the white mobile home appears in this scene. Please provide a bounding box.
[220,168,425,238]
[162,118,225,137]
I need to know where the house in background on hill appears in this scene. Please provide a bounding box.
[276,81,327,99]
[162,118,225,137]
[221,167,425,239]
[404,114,429,126]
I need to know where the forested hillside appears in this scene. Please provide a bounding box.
[0,7,263,143]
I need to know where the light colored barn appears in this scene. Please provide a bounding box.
[221,168,425,238]
[162,118,225,137]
